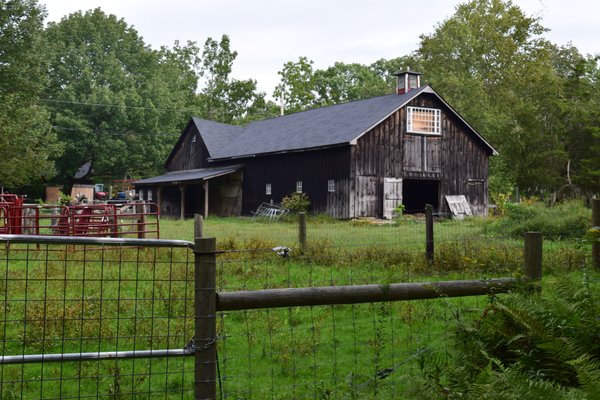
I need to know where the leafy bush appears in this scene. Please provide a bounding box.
[419,272,600,399]
[281,192,311,213]
[486,201,591,240]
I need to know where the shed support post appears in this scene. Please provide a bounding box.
[156,187,162,220]
[592,199,599,270]
[179,185,186,220]
[524,232,543,293]
[194,225,217,399]
[203,180,209,219]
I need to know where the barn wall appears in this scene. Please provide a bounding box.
[408,94,490,216]
[352,93,491,217]
[212,146,351,218]
[351,109,404,217]
[166,124,209,171]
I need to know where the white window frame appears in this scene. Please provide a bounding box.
[138,189,144,201]
[407,106,441,135]
[147,189,153,201]
[296,181,303,193]
[327,179,335,193]
[265,183,272,195]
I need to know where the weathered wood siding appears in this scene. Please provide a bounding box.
[165,123,209,171]
[407,94,490,216]
[212,146,352,218]
[351,109,403,217]
[352,93,491,217]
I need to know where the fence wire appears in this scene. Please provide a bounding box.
[0,237,195,399]
[1,212,591,399]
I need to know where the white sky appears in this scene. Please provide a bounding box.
[40,0,600,97]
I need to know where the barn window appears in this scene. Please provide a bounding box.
[138,189,144,201]
[266,183,272,195]
[328,179,335,193]
[407,106,441,135]
[147,190,153,201]
[296,181,303,193]
[191,134,197,143]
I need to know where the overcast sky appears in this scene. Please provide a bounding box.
[40,0,599,97]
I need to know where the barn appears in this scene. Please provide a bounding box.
[134,71,497,219]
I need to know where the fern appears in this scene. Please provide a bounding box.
[418,271,600,398]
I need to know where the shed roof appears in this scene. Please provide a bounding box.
[134,165,242,186]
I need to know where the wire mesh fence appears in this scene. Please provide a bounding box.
[0,236,195,399]
[1,207,592,399]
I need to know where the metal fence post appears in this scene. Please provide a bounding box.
[299,212,307,253]
[524,231,542,293]
[425,204,434,263]
[592,198,599,269]
[194,219,217,399]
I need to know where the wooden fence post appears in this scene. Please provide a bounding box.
[299,212,307,253]
[425,204,434,263]
[195,214,204,239]
[194,217,216,399]
[524,232,542,293]
[592,199,599,269]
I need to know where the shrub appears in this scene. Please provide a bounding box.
[486,201,591,240]
[281,192,311,213]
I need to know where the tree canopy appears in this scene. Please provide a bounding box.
[0,0,61,188]
[1,0,598,199]
[43,8,201,184]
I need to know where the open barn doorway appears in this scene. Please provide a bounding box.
[402,179,440,213]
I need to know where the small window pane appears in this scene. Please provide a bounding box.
[296,181,302,193]
[328,179,335,193]
[398,75,405,91]
[266,183,272,195]
[409,75,418,88]
[407,106,441,135]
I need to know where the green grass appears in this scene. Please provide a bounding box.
[0,209,595,398]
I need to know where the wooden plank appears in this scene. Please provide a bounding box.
[445,195,472,218]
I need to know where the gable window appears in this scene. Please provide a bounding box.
[266,183,272,195]
[328,179,335,193]
[296,181,302,193]
[407,106,441,135]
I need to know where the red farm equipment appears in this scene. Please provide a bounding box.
[0,193,160,238]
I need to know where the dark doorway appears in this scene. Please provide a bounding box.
[402,179,440,213]
[184,184,205,218]
[159,186,181,218]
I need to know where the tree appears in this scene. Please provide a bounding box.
[43,8,200,183]
[418,0,569,194]
[312,62,388,106]
[273,56,316,113]
[0,0,61,188]
[197,35,268,124]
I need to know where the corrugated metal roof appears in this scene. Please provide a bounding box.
[134,165,242,186]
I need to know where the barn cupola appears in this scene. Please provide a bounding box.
[394,70,421,94]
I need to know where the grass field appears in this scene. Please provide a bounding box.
[0,213,593,398]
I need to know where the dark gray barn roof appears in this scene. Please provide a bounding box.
[170,85,496,163]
